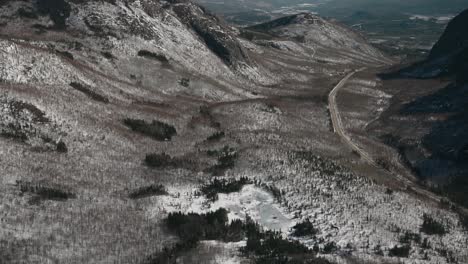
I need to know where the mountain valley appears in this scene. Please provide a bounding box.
[0,1,467,264]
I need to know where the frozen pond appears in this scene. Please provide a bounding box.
[189,185,295,232]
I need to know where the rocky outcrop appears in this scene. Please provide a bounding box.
[429,9,468,60]
[1,0,252,71]
[429,8,468,84]
[396,9,468,81]
[169,0,252,67]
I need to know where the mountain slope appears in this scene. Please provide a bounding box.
[372,9,468,205]
[429,8,468,84]
[244,13,393,66]
[394,8,468,81]
[400,9,468,200]
[0,0,265,87]
[1,1,467,264]
[429,9,468,60]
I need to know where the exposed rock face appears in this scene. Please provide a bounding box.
[429,9,468,84]
[1,0,252,71]
[168,0,252,67]
[429,9,468,60]
[398,9,468,81]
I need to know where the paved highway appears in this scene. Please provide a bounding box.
[328,68,445,204]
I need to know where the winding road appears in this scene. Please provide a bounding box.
[328,67,444,204]
[328,67,375,165]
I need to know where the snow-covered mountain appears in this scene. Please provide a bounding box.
[0,1,467,264]
[244,12,392,66]
[0,0,264,86]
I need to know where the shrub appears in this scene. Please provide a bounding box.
[56,50,74,60]
[144,153,175,168]
[291,219,318,237]
[0,99,50,142]
[137,50,169,63]
[166,208,231,242]
[102,51,114,59]
[321,242,337,254]
[244,228,329,264]
[206,131,225,141]
[56,141,68,153]
[18,181,75,202]
[399,231,421,244]
[9,100,49,123]
[129,184,167,199]
[0,126,28,142]
[421,238,431,249]
[351,150,361,158]
[199,105,221,128]
[199,105,210,116]
[376,157,391,171]
[69,82,109,103]
[179,78,190,87]
[459,212,468,231]
[206,149,219,157]
[389,245,411,258]
[200,177,252,201]
[374,245,384,256]
[123,118,176,141]
[420,214,447,235]
[205,146,238,176]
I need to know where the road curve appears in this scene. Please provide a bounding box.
[328,68,444,203]
[328,67,375,164]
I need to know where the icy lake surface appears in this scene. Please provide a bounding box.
[174,184,296,232]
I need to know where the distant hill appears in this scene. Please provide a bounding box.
[244,13,391,65]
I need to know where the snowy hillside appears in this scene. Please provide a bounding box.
[245,13,393,66]
[0,1,466,264]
